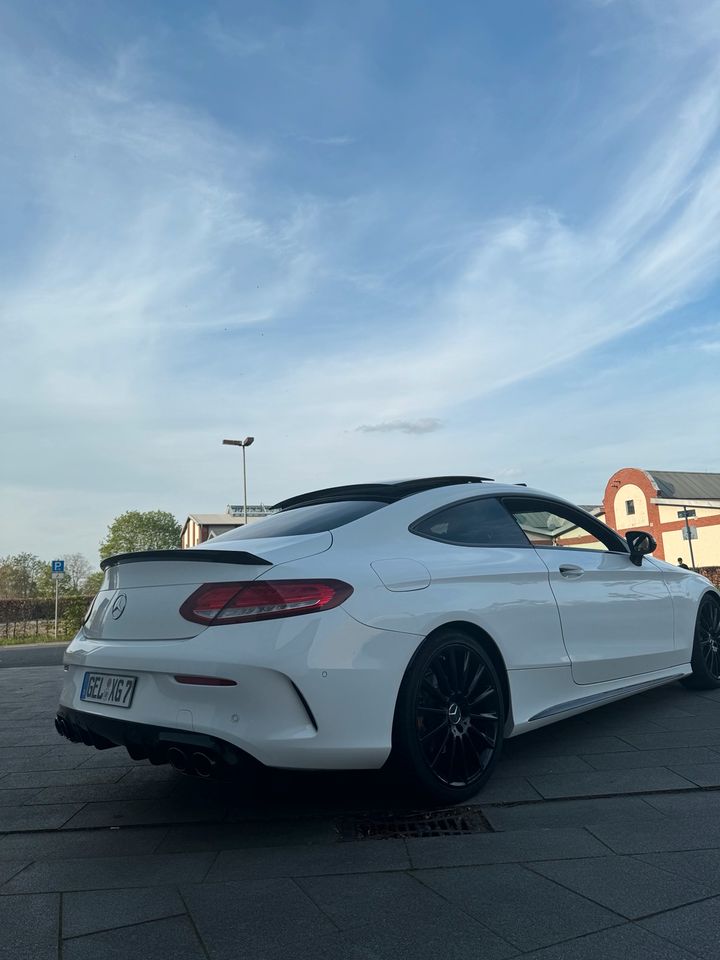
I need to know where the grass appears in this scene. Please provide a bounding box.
[0,633,72,646]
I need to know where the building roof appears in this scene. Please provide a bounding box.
[186,514,247,526]
[648,471,720,501]
[514,511,576,536]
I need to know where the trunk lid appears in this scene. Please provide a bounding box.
[84,533,331,641]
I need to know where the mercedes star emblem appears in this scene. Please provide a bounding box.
[111,593,127,620]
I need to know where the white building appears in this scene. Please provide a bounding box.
[180,505,271,549]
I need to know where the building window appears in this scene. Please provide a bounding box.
[682,526,698,541]
[625,500,635,515]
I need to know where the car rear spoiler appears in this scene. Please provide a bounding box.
[100,549,272,571]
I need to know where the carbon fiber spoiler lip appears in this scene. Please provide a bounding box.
[100,549,272,571]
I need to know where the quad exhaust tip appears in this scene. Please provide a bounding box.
[166,746,189,772]
[55,715,80,743]
[166,746,218,778]
[55,713,247,780]
[191,751,216,778]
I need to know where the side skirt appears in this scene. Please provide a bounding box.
[527,672,687,723]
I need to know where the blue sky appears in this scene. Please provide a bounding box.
[2,0,720,565]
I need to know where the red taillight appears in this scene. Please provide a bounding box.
[179,579,354,626]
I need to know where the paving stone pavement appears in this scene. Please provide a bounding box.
[3,665,720,957]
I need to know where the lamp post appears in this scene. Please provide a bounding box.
[222,437,255,525]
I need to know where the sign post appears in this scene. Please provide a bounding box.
[51,560,65,639]
[678,509,697,571]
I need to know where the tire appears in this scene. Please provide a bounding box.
[681,595,720,690]
[391,629,505,804]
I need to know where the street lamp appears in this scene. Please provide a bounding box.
[222,437,255,525]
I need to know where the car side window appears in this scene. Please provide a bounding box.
[502,497,625,553]
[410,497,530,547]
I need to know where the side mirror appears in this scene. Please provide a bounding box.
[626,530,657,566]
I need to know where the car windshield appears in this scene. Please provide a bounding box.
[212,500,387,541]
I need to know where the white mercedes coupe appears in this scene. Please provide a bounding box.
[56,477,720,802]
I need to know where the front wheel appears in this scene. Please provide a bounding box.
[681,595,720,690]
[391,630,504,804]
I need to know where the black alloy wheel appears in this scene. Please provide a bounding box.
[392,630,504,803]
[700,598,720,679]
[682,595,720,690]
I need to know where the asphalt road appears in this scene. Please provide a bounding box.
[0,642,67,668]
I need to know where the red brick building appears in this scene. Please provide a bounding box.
[603,468,720,565]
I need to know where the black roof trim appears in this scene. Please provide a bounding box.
[100,549,271,571]
[273,476,494,512]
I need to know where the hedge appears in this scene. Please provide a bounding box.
[0,596,94,641]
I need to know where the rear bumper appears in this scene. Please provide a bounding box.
[58,608,424,770]
[55,706,257,777]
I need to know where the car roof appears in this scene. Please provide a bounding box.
[323,481,627,550]
[273,476,496,510]
[319,480,613,526]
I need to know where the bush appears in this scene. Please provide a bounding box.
[61,596,92,640]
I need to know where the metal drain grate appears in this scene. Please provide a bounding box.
[338,807,492,840]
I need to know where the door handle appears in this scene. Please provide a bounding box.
[559,564,584,579]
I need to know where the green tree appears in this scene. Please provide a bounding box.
[84,571,105,594]
[35,554,93,598]
[62,553,93,592]
[0,553,45,599]
[61,595,92,639]
[100,510,182,560]
[36,565,74,599]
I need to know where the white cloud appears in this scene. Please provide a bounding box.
[0,50,322,386]
[267,64,720,428]
[0,42,329,559]
[298,135,356,147]
[2,1,720,561]
[355,418,443,435]
[203,14,270,58]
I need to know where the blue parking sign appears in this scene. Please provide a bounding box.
[51,560,64,573]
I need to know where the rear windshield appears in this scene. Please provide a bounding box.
[213,500,387,541]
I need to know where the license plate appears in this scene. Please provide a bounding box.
[80,672,137,708]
